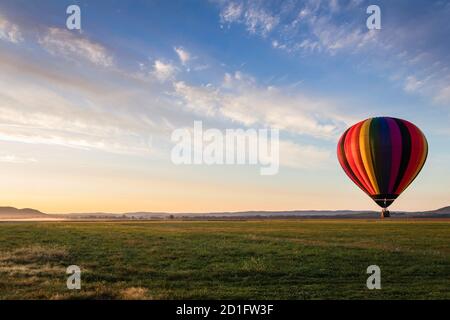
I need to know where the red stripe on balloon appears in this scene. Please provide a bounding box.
[395,121,424,194]
[399,131,428,193]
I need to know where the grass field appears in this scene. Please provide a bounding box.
[0,219,449,300]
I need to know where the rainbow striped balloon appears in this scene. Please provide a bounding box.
[337,117,428,208]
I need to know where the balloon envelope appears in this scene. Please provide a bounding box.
[337,117,428,208]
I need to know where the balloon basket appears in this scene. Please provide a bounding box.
[381,209,390,219]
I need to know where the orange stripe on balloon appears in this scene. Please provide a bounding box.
[359,119,379,194]
[337,130,369,195]
[350,121,376,195]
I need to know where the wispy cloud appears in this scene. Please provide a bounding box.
[219,0,378,53]
[173,81,219,116]
[174,71,351,139]
[172,71,336,168]
[220,2,243,23]
[404,75,425,93]
[0,51,173,157]
[220,2,279,37]
[0,15,182,157]
[38,28,114,67]
[152,60,177,81]
[0,15,23,43]
[216,1,450,105]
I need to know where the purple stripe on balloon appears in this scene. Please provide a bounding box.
[387,118,402,194]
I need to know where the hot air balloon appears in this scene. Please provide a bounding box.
[337,117,428,218]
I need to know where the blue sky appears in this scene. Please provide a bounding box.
[0,0,449,213]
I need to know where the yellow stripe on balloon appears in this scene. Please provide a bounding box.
[359,119,380,194]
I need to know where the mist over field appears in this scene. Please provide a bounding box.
[1,206,450,221]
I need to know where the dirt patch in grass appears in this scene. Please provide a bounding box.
[120,287,149,299]
[50,286,151,300]
[0,245,68,276]
[0,245,68,264]
[50,287,119,300]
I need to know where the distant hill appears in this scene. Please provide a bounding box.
[0,207,47,219]
[1,206,450,220]
[429,206,450,214]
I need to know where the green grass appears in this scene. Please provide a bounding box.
[0,219,449,299]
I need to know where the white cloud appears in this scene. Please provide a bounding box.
[0,16,23,43]
[243,7,279,36]
[220,2,279,37]
[0,82,147,154]
[0,53,177,157]
[174,46,191,65]
[39,28,114,67]
[298,14,379,55]
[174,71,349,139]
[220,2,243,23]
[173,81,219,116]
[152,60,177,81]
